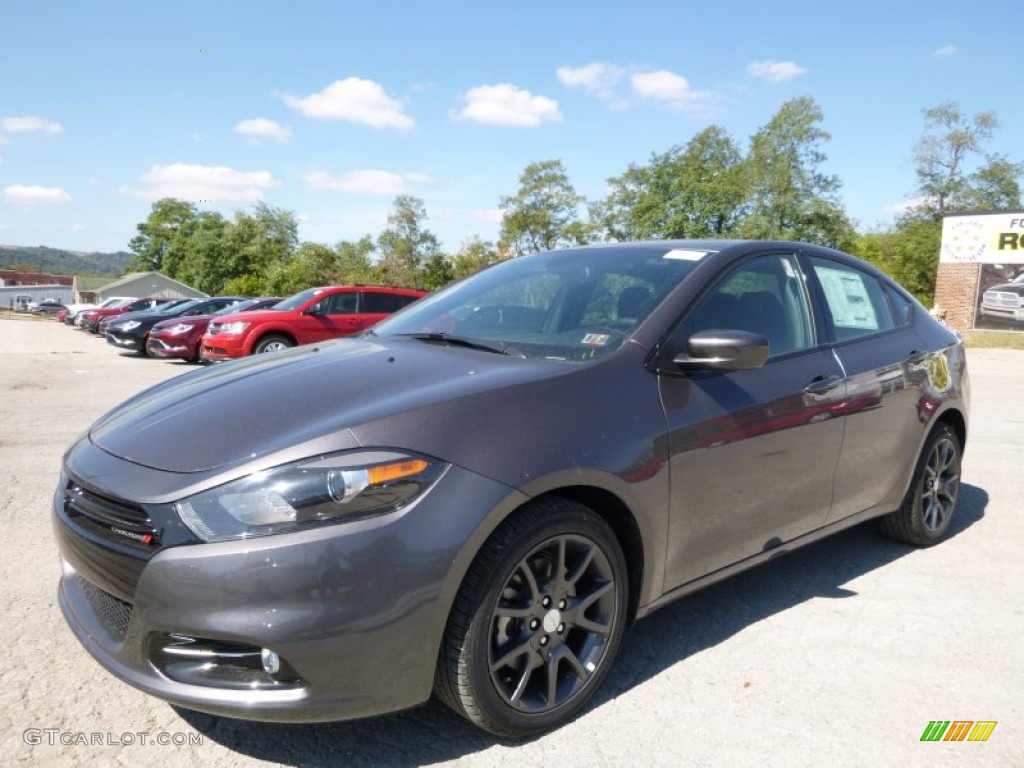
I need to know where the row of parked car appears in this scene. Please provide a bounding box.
[55,285,427,363]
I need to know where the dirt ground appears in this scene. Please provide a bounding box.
[1,315,1021,767]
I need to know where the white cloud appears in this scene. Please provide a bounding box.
[884,197,928,216]
[0,223,10,230]
[557,63,624,99]
[471,208,504,223]
[234,118,292,143]
[0,135,8,145]
[455,83,562,127]
[119,163,279,202]
[303,169,424,196]
[87,177,99,185]
[0,116,63,134]
[630,70,717,115]
[932,45,957,58]
[71,224,86,231]
[746,60,808,83]
[2,185,72,205]
[191,132,209,143]
[280,78,414,130]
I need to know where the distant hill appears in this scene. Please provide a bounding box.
[0,245,133,277]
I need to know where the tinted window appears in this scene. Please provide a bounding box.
[686,253,814,358]
[361,292,406,314]
[809,257,895,340]
[883,283,915,327]
[327,292,358,314]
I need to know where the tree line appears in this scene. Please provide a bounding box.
[127,97,1021,305]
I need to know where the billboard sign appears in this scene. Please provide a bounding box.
[940,212,1024,263]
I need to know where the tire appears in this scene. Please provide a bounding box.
[880,423,962,547]
[435,498,628,738]
[253,334,293,354]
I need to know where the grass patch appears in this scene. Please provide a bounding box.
[962,329,1024,349]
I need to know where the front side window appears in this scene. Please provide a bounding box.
[685,253,815,358]
[809,257,895,340]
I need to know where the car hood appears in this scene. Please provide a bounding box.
[152,314,212,330]
[986,281,1024,295]
[89,337,568,473]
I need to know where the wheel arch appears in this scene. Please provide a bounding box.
[249,328,297,354]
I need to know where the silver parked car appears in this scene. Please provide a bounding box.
[53,240,968,737]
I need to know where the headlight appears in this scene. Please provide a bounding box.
[120,321,141,330]
[217,321,250,334]
[175,450,447,542]
[162,323,193,335]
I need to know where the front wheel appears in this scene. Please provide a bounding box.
[880,422,962,546]
[435,498,628,738]
[253,334,293,354]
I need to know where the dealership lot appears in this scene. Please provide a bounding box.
[2,317,1022,767]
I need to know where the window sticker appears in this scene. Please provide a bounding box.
[581,333,611,346]
[815,266,878,329]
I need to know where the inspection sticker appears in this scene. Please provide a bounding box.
[663,249,709,261]
[581,333,611,346]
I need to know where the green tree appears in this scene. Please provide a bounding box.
[377,195,440,287]
[738,96,854,248]
[173,211,230,294]
[853,219,941,305]
[450,236,504,280]
[334,236,379,284]
[594,126,746,240]
[499,160,591,255]
[128,198,197,272]
[912,101,999,218]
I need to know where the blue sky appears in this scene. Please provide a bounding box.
[1,0,1019,256]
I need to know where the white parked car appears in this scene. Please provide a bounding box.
[64,296,135,325]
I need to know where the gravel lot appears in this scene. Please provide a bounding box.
[2,315,1021,767]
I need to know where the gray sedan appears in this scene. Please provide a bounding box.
[52,240,968,737]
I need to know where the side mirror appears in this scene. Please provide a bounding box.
[673,329,769,371]
[304,304,324,316]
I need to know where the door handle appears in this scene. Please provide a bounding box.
[803,374,843,394]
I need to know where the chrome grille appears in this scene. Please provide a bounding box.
[983,290,1022,308]
[78,577,133,640]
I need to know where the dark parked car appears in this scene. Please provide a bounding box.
[31,299,68,315]
[105,297,245,355]
[52,241,968,737]
[147,298,282,362]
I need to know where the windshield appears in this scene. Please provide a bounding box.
[273,287,328,311]
[158,299,200,314]
[374,245,707,362]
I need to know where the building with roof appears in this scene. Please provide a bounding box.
[73,272,207,302]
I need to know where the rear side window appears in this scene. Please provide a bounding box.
[809,257,895,340]
[883,283,915,327]
[362,292,407,313]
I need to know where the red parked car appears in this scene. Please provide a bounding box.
[201,285,425,360]
[79,298,176,334]
[147,297,281,362]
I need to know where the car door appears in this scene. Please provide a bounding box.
[659,252,848,589]
[302,291,361,342]
[802,254,929,523]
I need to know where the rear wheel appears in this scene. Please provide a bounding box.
[435,498,628,738]
[253,335,293,354]
[880,422,962,546]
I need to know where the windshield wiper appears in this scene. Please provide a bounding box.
[396,332,525,357]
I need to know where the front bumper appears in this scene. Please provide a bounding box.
[53,442,521,722]
[105,331,145,352]
[200,334,247,361]
[979,304,1024,322]
[147,334,195,359]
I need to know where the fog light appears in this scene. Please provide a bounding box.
[261,647,280,675]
